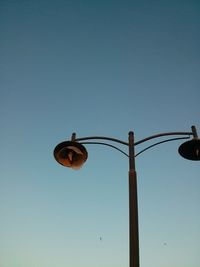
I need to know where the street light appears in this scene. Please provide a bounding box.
[53,125,200,267]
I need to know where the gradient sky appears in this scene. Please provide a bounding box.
[0,0,200,266]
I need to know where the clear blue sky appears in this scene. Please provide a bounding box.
[0,0,199,266]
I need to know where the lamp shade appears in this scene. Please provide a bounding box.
[54,141,88,169]
[178,139,200,161]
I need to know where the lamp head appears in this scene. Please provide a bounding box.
[178,138,200,161]
[54,141,88,169]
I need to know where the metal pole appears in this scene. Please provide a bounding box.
[129,131,139,267]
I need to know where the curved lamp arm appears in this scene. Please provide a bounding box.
[135,136,190,157]
[80,141,129,157]
[73,134,129,146]
[134,131,193,146]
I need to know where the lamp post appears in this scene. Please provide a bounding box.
[53,125,200,267]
